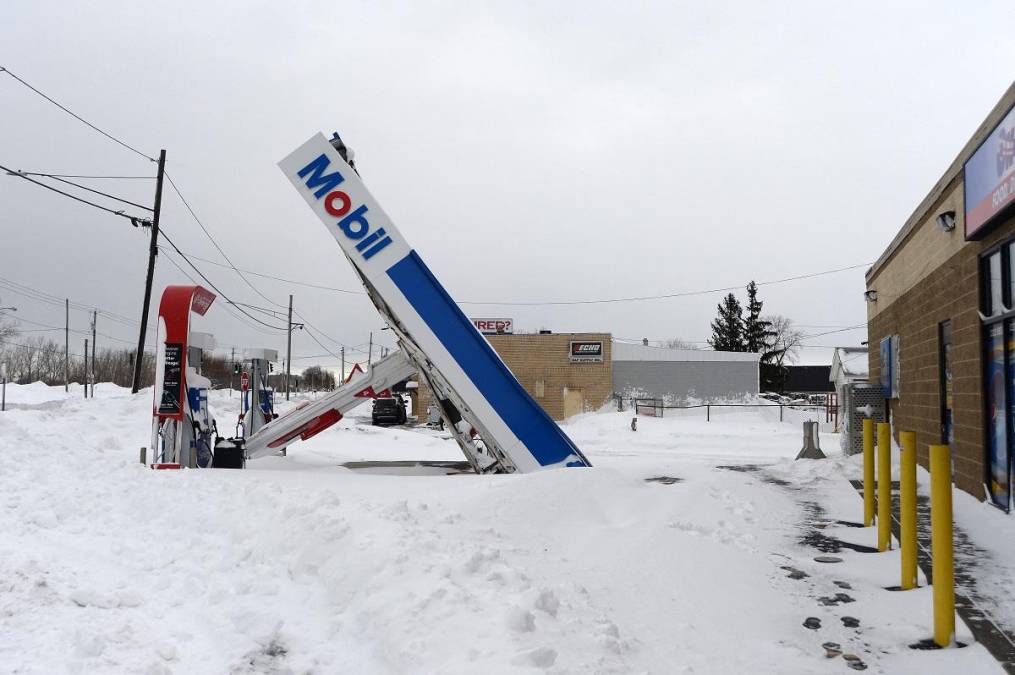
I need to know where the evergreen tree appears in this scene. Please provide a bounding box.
[708,293,745,351]
[743,281,772,353]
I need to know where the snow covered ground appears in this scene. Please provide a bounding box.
[0,383,1006,674]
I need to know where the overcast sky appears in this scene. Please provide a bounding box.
[2,1,1014,371]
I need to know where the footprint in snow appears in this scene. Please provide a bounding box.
[511,647,557,669]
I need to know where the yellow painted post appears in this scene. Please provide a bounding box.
[863,418,875,526]
[877,422,892,551]
[899,431,918,589]
[930,444,955,647]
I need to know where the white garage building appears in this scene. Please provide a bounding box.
[612,341,761,404]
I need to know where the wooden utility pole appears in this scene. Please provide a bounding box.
[340,346,345,383]
[132,149,166,394]
[285,294,293,401]
[91,310,96,398]
[230,346,235,397]
[368,332,373,368]
[64,298,69,392]
[84,339,88,399]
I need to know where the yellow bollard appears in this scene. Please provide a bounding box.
[930,444,955,647]
[877,422,892,552]
[899,431,918,589]
[863,419,875,526]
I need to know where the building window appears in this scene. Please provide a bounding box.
[534,380,545,398]
[980,239,1015,510]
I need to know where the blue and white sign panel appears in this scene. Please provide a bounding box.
[879,336,892,399]
[279,134,590,471]
[965,103,1015,239]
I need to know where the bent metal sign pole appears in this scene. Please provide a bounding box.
[278,133,589,472]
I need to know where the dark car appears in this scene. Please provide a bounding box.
[372,396,407,426]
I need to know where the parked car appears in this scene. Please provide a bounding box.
[372,396,407,426]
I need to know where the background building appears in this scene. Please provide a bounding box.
[866,81,1015,505]
[782,365,834,396]
[411,333,761,421]
[611,341,759,403]
[412,332,613,421]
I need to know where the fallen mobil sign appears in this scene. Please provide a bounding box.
[279,133,590,472]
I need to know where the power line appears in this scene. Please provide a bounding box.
[1,163,151,223]
[157,243,288,336]
[157,231,287,331]
[166,243,871,307]
[0,66,155,162]
[17,172,154,180]
[169,249,366,295]
[32,172,153,212]
[799,324,866,340]
[0,337,84,358]
[460,262,873,306]
[164,172,288,310]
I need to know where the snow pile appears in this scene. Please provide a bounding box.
[0,384,1004,673]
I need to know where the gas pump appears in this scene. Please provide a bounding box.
[238,348,278,439]
[151,285,218,469]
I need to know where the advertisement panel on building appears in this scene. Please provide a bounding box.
[569,341,604,363]
[988,322,1010,509]
[471,318,513,335]
[879,336,892,398]
[891,334,901,399]
[965,103,1015,238]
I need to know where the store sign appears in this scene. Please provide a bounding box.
[569,340,604,363]
[965,103,1015,238]
[472,318,513,335]
[879,335,900,399]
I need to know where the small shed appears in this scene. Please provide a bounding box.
[830,346,869,429]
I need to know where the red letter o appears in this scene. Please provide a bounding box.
[324,191,351,217]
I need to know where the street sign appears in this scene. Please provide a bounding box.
[241,372,250,392]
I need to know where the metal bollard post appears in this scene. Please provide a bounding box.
[930,444,955,647]
[140,447,147,465]
[877,422,892,552]
[863,418,875,526]
[706,405,710,422]
[780,406,784,422]
[899,431,918,589]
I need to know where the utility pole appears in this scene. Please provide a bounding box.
[230,346,235,397]
[84,339,88,399]
[91,310,96,398]
[132,148,166,394]
[368,332,373,369]
[341,346,345,383]
[64,298,69,392]
[285,294,293,401]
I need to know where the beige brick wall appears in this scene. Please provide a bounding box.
[411,333,613,421]
[866,177,965,322]
[868,207,1015,499]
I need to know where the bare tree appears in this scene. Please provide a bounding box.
[664,337,701,350]
[765,314,804,368]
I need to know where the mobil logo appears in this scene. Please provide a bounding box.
[296,154,392,261]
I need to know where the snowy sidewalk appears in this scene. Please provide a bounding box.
[843,476,1015,672]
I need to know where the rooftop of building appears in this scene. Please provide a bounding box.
[832,346,869,379]
[610,341,761,363]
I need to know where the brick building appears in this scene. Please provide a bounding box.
[412,333,613,421]
[866,81,1015,506]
